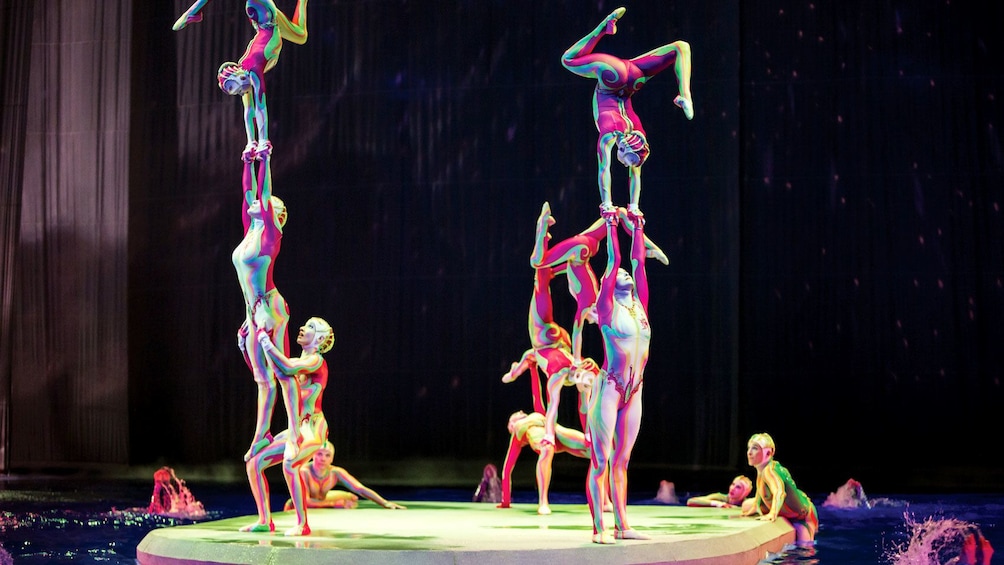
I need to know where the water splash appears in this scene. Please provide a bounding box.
[885,512,994,565]
[145,466,207,519]
[823,478,870,509]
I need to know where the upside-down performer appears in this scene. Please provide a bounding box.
[561,6,692,218]
[174,0,308,160]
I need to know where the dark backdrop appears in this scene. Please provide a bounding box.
[2,0,1002,493]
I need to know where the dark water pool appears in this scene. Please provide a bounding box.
[0,478,999,564]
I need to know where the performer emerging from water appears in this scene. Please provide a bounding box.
[561,6,693,217]
[740,432,819,545]
[586,210,651,544]
[233,155,295,463]
[243,316,332,536]
[174,0,308,160]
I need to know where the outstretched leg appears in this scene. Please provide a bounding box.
[561,7,626,74]
[630,40,694,120]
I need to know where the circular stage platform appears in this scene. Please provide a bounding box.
[137,501,795,565]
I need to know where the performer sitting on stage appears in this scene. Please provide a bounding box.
[283,441,406,511]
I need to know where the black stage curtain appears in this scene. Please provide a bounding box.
[3,0,1001,491]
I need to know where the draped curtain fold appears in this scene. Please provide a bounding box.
[8,0,131,466]
[0,0,36,472]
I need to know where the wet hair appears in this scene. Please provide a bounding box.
[748,433,775,455]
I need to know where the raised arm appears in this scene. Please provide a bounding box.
[241,158,255,232]
[596,218,621,323]
[331,467,405,509]
[629,216,649,311]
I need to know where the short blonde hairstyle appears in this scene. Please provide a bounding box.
[747,432,775,455]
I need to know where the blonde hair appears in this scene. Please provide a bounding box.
[270,196,287,228]
[747,432,775,455]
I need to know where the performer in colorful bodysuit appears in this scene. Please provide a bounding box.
[504,203,667,448]
[740,432,819,545]
[561,7,693,217]
[283,441,407,511]
[586,211,651,544]
[233,154,295,463]
[687,475,754,510]
[497,410,590,515]
[173,0,308,160]
[243,317,333,536]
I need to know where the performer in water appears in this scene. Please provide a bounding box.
[173,0,308,160]
[561,7,693,218]
[585,210,651,544]
[740,432,819,545]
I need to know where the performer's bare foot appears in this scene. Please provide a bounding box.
[603,500,614,513]
[244,432,273,462]
[674,95,694,120]
[284,523,311,536]
[501,361,520,383]
[530,202,555,267]
[538,504,552,515]
[616,529,651,540]
[239,520,274,533]
[603,7,627,35]
[593,531,616,544]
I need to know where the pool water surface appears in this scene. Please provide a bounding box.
[0,477,999,564]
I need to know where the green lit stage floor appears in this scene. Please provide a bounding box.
[137,501,795,565]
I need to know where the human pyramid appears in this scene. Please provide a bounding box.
[172,1,692,544]
[498,7,692,545]
[173,0,336,537]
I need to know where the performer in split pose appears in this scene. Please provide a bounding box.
[562,7,693,218]
[174,0,308,160]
